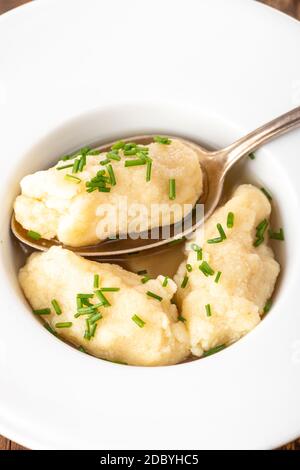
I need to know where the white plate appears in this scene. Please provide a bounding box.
[0,0,300,450]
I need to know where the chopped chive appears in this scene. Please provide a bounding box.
[254,219,268,247]
[199,261,215,276]
[227,212,234,228]
[78,154,86,172]
[76,306,97,315]
[132,314,146,328]
[124,148,137,156]
[248,152,255,160]
[146,291,163,302]
[154,135,171,145]
[124,142,137,150]
[33,308,51,315]
[78,345,86,353]
[55,322,72,328]
[90,323,98,337]
[146,160,152,182]
[56,163,74,170]
[100,158,111,166]
[95,290,111,307]
[178,315,186,323]
[137,270,147,275]
[100,287,120,292]
[217,223,226,239]
[186,264,192,272]
[87,149,101,156]
[60,146,91,162]
[215,271,222,283]
[88,312,102,324]
[44,323,58,336]
[94,274,99,289]
[203,344,226,357]
[51,299,62,315]
[72,158,80,173]
[168,236,186,246]
[205,304,212,317]
[207,237,223,244]
[263,299,272,314]
[181,275,189,288]
[162,276,169,287]
[269,228,284,241]
[169,178,176,200]
[97,187,111,193]
[107,164,116,186]
[107,151,121,161]
[27,230,41,241]
[84,319,91,340]
[111,140,125,150]
[191,243,202,260]
[77,297,82,310]
[124,159,146,167]
[65,174,81,184]
[77,294,94,299]
[260,187,272,201]
[141,275,150,284]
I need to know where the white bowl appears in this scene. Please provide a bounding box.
[0,0,300,450]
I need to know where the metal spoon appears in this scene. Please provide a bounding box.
[11,106,300,257]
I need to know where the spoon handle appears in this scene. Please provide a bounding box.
[222,106,300,171]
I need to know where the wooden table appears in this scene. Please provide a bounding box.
[0,0,299,451]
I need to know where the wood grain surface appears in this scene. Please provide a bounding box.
[0,0,299,451]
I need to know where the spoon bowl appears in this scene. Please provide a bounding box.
[11,106,300,257]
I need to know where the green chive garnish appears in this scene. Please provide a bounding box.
[95,290,111,307]
[44,324,58,336]
[65,174,81,184]
[94,274,99,289]
[269,228,284,241]
[33,308,51,315]
[260,187,272,201]
[124,148,137,156]
[191,243,202,260]
[203,344,226,357]
[51,299,62,315]
[205,304,212,317]
[186,264,193,272]
[124,142,137,150]
[27,230,41,241]
[141,275,150,284]
[78,154,86,172]
[146,291,163,302]
[87,149,101,156]
[207,223,227,244]
[263,299,272,314]
[248,152,255,160]
[178,315,186,323]
[100,287,120,292]
[181,275,189,288]
[107,164,116,186]
[57,163,74,170]
[107,151,121,161]
[88,312,102,324]
[215,271,222,283]
[154,135,171,145]
[111,140,125,150]
[72,159,80,173]
[100,158,110,166]
[146,160,152,182]
[124,159,146,167]
[90,323,98,337]
[132,314,146,328]
[77,293,94,299]
[55,322,72,328]
[169,178,176,200]
[207,237,223,244]
[77,297,83,310]
[254,219,268,247]
[78,345,86,353]
[60,146,90,162]
[162,276,169,287]
[137,270,147,275]
[227,212,234,228]
[199,261,215,276]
